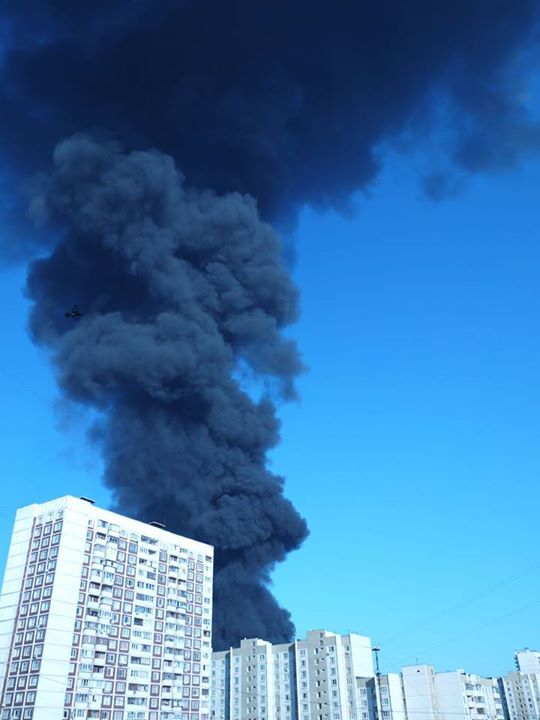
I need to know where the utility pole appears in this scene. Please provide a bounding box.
[372,647,383,720]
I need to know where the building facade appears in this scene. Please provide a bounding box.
[499,672,540,720]
[401,666,504,720]
[211,631,374,720]
[356,673,406,720]
[499,650,540,720]
[0,496,214,720]
[434,670,504,720]
[401,665,439,720]
[515,652,540,675]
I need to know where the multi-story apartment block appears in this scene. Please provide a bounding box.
[435,670,504,720]
[211,631,374,720]
[356,673,406,720]
[274,641,296,720]
[295,630,373,720]
[401,665,439,720]
[499,650,540,720]
[0,496,214,720]
[401,666,504,720]
[515,652,540,675]
[499,672,540,720]
[345,653,540,720]
[212,638,286,720]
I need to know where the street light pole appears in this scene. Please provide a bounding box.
[372,647,383,720]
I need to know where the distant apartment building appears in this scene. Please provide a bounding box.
[435,670,504,720]
[211,630,374,720]
[401,665,504,720]
[515,652,540,675]
[344,651,540,720]
[212,638,289,720]
[401,665,439,720]
[0,496,214,720]
[356,673,406,720]
[499,650,540,720]
[499,672,540,720]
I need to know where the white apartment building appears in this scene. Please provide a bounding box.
[499,672,540,720]
[401,665,439,720]
[515,652,540,675]
[0,496,214,720]
[435,670,504,720]
[356,673,406,720]
[401,666,503,720]
[212,638,284,720]
[211,630,374,720]
[499,650,540,720]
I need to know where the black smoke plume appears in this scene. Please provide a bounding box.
[2,1,540,647]
[2,1,539,223]
[27,135,307,647]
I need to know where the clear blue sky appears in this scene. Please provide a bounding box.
[1,144,539,678]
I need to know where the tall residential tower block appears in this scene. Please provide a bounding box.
[0,496,214,720]
[211,630,374,720]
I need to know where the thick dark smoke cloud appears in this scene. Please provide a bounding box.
[2,1,539,647]
[27,136,307,647]
[2,1,539,223]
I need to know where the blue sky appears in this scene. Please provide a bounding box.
[1,142,539,678]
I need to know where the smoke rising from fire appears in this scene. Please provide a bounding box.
[2,0,539,646]
[27,136,307,646]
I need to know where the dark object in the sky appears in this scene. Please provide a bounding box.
[1,2,539,225]
[10,0,540,653]
[65,305,83,319]
[27,138,307,651]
